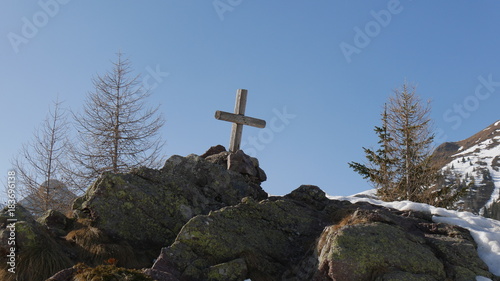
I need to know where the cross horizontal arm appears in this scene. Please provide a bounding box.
[215,110,266,129]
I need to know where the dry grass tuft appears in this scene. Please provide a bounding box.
[0,241,73,281]
[66,226,137,267]
[72,263,154,281]
[333,210,371,231]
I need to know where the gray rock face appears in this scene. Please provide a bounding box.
[202,145,267,183]
[314,220,490,281]
[150,186,497,281]
[151,185,332,281]
[71,152,268,262]
[37,209,70,237]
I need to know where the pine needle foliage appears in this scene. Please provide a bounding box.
[349,83,467,208]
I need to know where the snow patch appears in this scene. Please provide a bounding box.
[452,137,500,158]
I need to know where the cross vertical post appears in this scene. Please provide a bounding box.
[229,89,248,152]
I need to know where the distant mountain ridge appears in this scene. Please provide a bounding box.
[433,120,500,219]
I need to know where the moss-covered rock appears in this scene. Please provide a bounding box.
[12,149,496,281]
[426,234,492,279]
[71,153,267,266]
[150,185,498,281]
[320,222,445,280]
[206,258,248,281]
[0,206,73,281]
[152,185,337,280]
[37,209,68,230]
[37,209,71,237]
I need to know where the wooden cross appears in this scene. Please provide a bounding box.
[215,89,266,152]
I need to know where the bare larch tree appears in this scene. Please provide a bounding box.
[11,99,74,215]
[386,83,435,201]
[69,53,165,190]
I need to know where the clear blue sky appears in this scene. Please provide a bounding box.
[1,1,500,201]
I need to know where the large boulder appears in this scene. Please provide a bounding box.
[151,185,334,281]
[295,206,495,281]
[71,152,268,266]
[316,222,445,280]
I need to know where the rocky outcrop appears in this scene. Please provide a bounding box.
[313,211,492,281]
[70,148,267,266]
[1,147,268,280]
[151,185,332,281]
[148,186,496,281]
[2,146,497,281]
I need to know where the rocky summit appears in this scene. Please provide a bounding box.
[0,146,498,281]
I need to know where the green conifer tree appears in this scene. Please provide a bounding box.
[349,83,467,207]
[349,104,397,198]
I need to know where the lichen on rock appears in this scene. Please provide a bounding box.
[150,184,497,281]
[69,150,268,266]
[3,146,495,281]
[319,222,445,280]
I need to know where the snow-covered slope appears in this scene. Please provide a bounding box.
[329,192,500,279]
[434,120,500,218]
